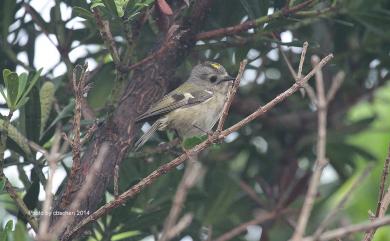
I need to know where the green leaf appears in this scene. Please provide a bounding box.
[0,177,5,191]
[0,88,8,104]
[72,6,94,21]
[239,0,256,19]
[1,0,16,40]
[3,71,19,108]
[0,120,32,156]
[0,220,13,241]
[17,73,28,103]
[42,99,75,138]
[18,180,39,224]
[13,223,27,241]
[102,0,119,17]
[24,86,41,143]
[17,68,42,108]
[182,135,207,149]
[91,0,105,10]
[114,0,129,17]
[39,82,55,135]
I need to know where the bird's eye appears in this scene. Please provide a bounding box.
[209,75,218,83]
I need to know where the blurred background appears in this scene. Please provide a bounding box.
[0,0,390,240]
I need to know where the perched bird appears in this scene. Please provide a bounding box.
[133,61,235,150]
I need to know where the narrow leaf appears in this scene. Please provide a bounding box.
[4,72,19,108]
[18,68,42,108]
[17,73,28,102]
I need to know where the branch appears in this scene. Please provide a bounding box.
[0,111,39,232]
[290,55,329,241]
[63,52,333,241]
[92,8,121,67]
[51,1,216,238]
[326,71,345,103]
[62,64,90,208]
[362,143,390,241]
[301,216,390,241]
[50,143,109,240]
[195,0,313,40]
[277,41,317,103]
[217,60,247,132]
[37,129,62,241]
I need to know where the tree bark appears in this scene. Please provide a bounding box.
[50,1,214,239]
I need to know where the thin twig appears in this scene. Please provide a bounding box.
[297,42,308,80]
[92,8,121,67]
[62,53,333,241]
[49,143,109,240]
[362,143,390,241]
[302,215,390,241]
[114,164,120,197]
[238,180,267,207]
[277,41,317,103]
[62,64,90,207]
[217,60,247,132]
[326,71,345,103]
[37,129,62,241]
[290,55,329,241]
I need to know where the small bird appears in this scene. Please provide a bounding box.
[133,61,235,150]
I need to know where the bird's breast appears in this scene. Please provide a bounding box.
[166,92,226,138]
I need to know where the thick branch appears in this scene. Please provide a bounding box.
[51,1,215,239]
[196,0,313,40]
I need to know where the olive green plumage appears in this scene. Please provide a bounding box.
[134,61,235,151]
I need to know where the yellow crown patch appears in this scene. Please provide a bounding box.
[210,63,222,70]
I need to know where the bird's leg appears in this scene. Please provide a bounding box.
[173,129,184,142]
[192,124,213,138]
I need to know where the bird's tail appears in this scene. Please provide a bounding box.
[133,121,162,151]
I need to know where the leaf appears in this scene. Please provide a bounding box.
[18,180,39,224]
[102,0,119,17]
[239,0,256,19]
[1,0,16,40]
[0,88,8,104]
[182,135,207,149]
[114,0,129,17]
[42,99,75,138]
[0,120,32,156]
[157,0,173,16]
[24,86,41,143]
[72,6,94,21]
[91,0,105,10]
[13,223,27,241]
[0,220,13,241]
[39,82,55,135]
[17,68,42,109]
[17,73,28,103]
[0,177,5,191]
[3,70,19,108]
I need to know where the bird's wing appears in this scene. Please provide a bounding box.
[136,83,214,122]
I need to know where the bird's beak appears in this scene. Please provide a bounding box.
[223,75,236,82]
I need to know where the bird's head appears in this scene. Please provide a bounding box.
[189,61,235,85]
